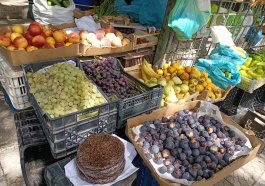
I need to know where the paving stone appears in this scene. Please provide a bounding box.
[0,176,7,186]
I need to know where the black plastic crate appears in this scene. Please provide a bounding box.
[44,156,137,186]
[42,111,117,159]
[14,109,49,186]
[22,58,118,132]
[82,58,163,129]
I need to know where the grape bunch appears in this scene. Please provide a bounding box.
[27,62,106,118]
[137,109,245,181]
[82,57,142,100]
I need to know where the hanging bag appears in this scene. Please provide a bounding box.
[168,0,211,41]
[33,0,75,25]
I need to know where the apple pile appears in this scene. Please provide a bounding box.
[79,26,130,48]
[0,22,80,52]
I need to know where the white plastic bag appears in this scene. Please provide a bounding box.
[33,0,75,25]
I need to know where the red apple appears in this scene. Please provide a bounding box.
[13,36,28,48]
[32,35,45,48]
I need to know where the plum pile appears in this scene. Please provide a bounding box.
[82,57,142,100]
[136,109,245,181]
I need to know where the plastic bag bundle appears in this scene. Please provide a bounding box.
[210,45,248,66]
[168,0,211,41]
[33,0,75,25]
[196,59,241,90]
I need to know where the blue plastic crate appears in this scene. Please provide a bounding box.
[74,0,93,10]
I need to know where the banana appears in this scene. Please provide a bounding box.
[141,65,149,82]
[142,60,160,78]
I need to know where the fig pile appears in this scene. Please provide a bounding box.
[83,57,142,100]
[136,109,245,181]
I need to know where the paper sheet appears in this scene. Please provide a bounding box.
[132,101,253,185]
[65,135,138,186]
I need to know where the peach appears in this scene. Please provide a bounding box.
[4,32,11,38]
[96,29,105,40]
[10,33,22,42]
[68,32,80,44]
[26,45,38,52]
[7,45,15,51]
[11,25,24,34]
[13,36,28,48]
[24,32,33,45]
[43,43,54,49]
[32,35,45,48]
[28,24,42,36]
[46,37,55,46]
[55,42,65,48]
[0,35,11,47]
[105,25,114,33]
[53,30,66,43]
[79,30,88,40]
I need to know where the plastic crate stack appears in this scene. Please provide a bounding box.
[22,58,118,159]
[14,108,49,186]
[0,55,31,111]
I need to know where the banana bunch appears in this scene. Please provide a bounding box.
[140,59,159,82]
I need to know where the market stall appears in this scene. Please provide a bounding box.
[0,0,265,186]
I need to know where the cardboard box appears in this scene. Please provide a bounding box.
[0,24,80,67]
[81,42,133,56]
[126,101,262,186]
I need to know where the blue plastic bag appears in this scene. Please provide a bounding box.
[114,0,168,28]
[210,45,248,66]
[196,59,241,90]
[168,0,211,41]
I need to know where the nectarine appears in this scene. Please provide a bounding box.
[55,42,65,48]
[43,28,53,37]
[26,46,38,52]
[68,32,80,44]
[46,37,56,46]
[53,30,66,43]
[43,43,54,49]
[13,36,28,48]
[24,32,33,45]
[32,35,45,48]
[11,25,24,34]
[0,35,11,47]
[65,42,72,46]
[7,45,15,51]
[10,33,22,42]
[4,32,11,38]
[28,24,42,36]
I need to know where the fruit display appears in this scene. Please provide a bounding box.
[135,108,247,182]
[0,22,78,51]
[238,49,265,80]
[79,26,131,48]
[47,0,71,7]
[27,62,106,118]
[82,57,143,100]
[140,60,224,106]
